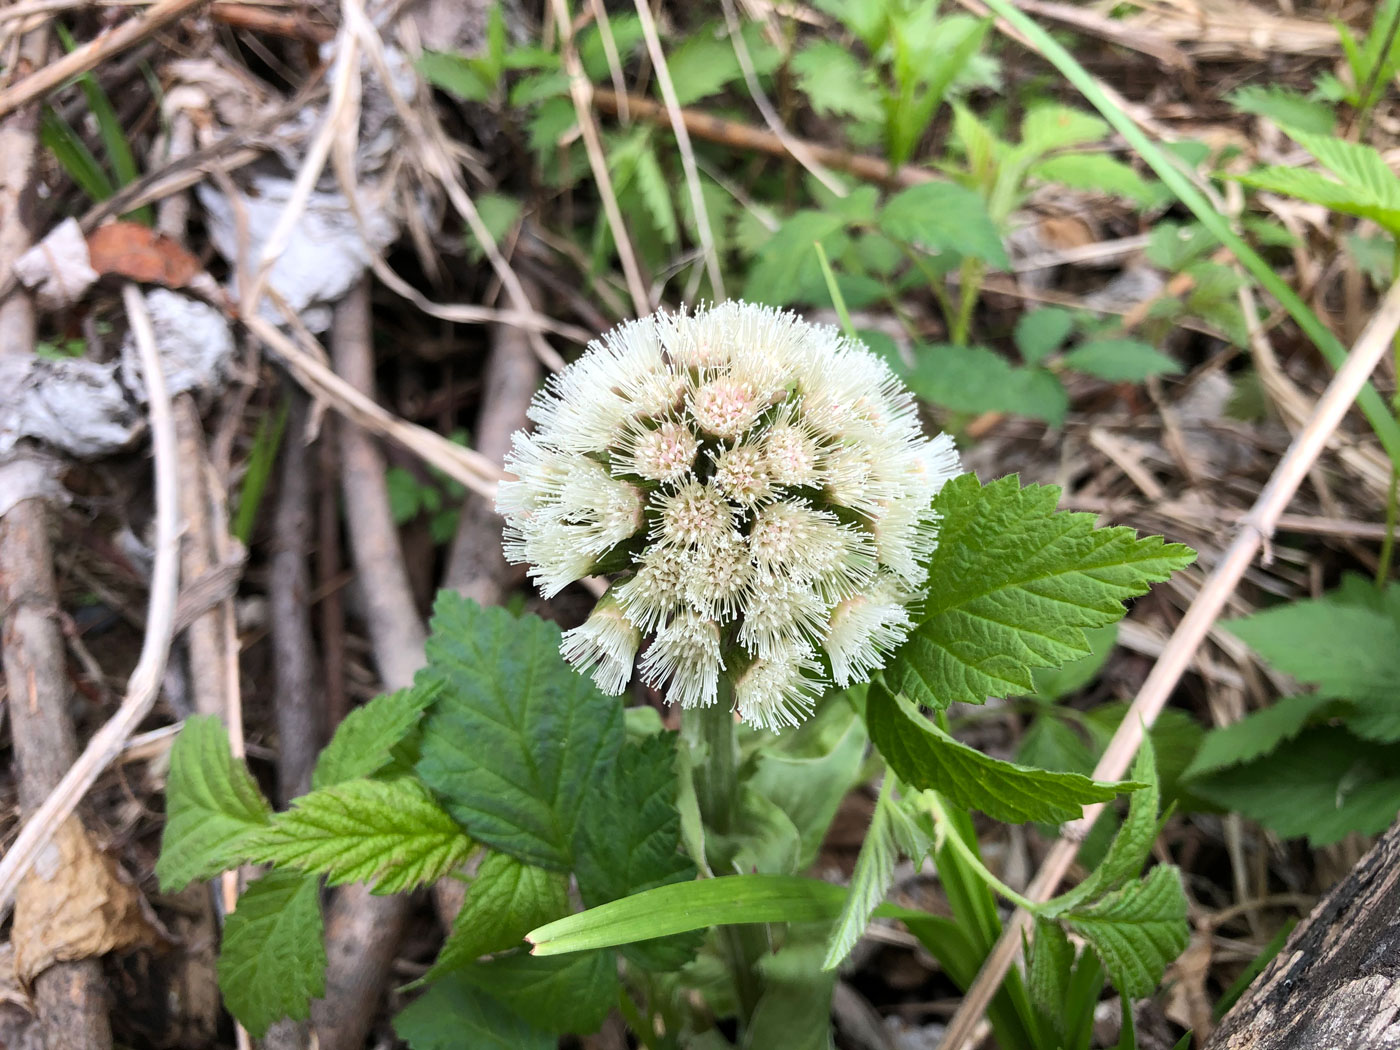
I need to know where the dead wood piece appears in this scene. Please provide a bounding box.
[174,396,229,719]
[1206,816,1400,1050]
[270,385,324,803]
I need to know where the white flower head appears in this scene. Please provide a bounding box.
[498,302,961,728]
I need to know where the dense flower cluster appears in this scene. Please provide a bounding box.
[498,302,961,730]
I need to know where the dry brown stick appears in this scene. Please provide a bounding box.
[592,87,936,189]
[0,0,211,119]
[270,384,324,802]
[317,417,349,729]
[937,277,1400,1050]
[310,277,421,1050]
[0,24,111,1047]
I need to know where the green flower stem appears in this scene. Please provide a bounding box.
[924,791,1040,915]
[683,679,737,837]
[951,259,985,347]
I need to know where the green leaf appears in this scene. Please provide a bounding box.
[1182,693,1333,779]
[454,952,618,1035]
[40,107,114,202]
[1061,338,1181,382]
[395,977,554,1050]
[312,682,439,789]
[1188,728,1400,845]
[249,777,472,894]
[742,211,849,306]
[1027,918,1075,1035]
[1032,154,1163,206]
[1227,85,1336,134]
[822,778,899,970]
[666,23,756,106]
[1020,103,1108,154]
[1232,131,1400,235]
[1013,307,1075,365]
[1062,865,1189,999]
[1016,714,1095,775]
[217,870,325,1038]
[466,193,523,262]
[427,852,570,981]
[416,595,624,870]
[1028,623,1118,701]
[905,343,1068,424]
[879,182,1010,269]
[416,50,494,101]
[866,684,1133,824]
[157,716,272,891]
[792,41,882,122]
[889,474,1195,709]
[634,145,679,245]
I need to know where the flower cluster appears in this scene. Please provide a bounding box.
[498,302,961,731]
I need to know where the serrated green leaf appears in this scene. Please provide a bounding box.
[1027,918,1074,1035]
[416,595,623,870]
[578,14,642,80]
[1032,154,1164,206]
[1061,338,1180,382]
[217,870,325,1038]
[157,716,272,891]
[742,210,849,306]
[890,474,1194,709]
[792,41,882,122]
[905,343,1068,423]
[662,22,781,107]
[1016,714,1095,775]
[1013,307,1075,365]
[866,685,1132,824]
[822,778,899,970]
[1063,865,1189,999]
[395,976,554,1050]
[251,778,472,894]
[455,951,618,1035]
[312,682,439,789]
[426,851,570,982]
[416,50,494,101]
[879,182,1010,269]
[1233,132,1400,234]
[1029,623,1118,700]
[1188,728,1400,845]
[1227,85,1336,134]
[1020,103,1108,153]
[1182,693,1333,779]
[634,145,679,245]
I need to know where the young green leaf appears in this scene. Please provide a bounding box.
[395,977,554,1050]
[1031,154,1164,206]
[741,210,848,306]
[822,778,899,970]
[1232,131,1400,235]
[1061,338,1180,382]
[217,870,325,1038]
[453,951,618,1035]
[1013,307,1075,365]
[156,715,272,891]
[1227,85,1336,134]
[865,684,1132,824]
[416,595,623,870]
[879,182,1010,269]
[426,851,571,982]
[416,50,494,101]
[249,777,472,894]
[1182,693,1333,779]
[791,41,882,122]
[1026,918,1075,1036]
[1019,102,1108,153]
[312,681,440,789]
[889,474,1195,709]
[904,343,1068,424]
[1062,865,1189,1000]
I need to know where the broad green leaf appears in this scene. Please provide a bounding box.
[416,595,624,869]
[1029,623,1118,701]
[312,682,439,789]
[742,211,849,306]
[1188,728,1400,845]
[1016,714,1095,775]
[156,716,272,891]
[879,182,1010,269]
[1233,146,1400,235]
[395,976,554,1050]
[1061,338,1180,382]
[890,474,1194,709]
[666,22,778,106]
[249,777,472,894]
[528,874,923,956]
[821,779,899,970]
[427,851,570,981]
[1013,307,1075,365]
[1027,918,1074,1036]
[866,685,1132,824]
[905,343,1068,423]
[1082,704,1206,810]
[1227,85,1336,134]
[746,947,838,1050]
[1182,693,1333,779]
[1020,103,1108,154]
[455,951,617,1035]
[1062,865,1189,999]
[792,41,882,122]
[1032,154,1164,206]
[578,14,643,81]
[217,870,325,1038]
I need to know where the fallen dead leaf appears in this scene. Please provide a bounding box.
[86,222,203,290]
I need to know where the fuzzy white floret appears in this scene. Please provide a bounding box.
[560,596,641,694]
[640,612,723,710]
[823,582,914,687]
[734,645,825,732]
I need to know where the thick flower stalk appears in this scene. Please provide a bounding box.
[498,302,960,731]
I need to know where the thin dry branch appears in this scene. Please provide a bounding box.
[936,277,1400,1049]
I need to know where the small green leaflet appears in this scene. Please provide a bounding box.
[1026,918,1075,1037]
[791,41,882,122]
[248,777,472,894]
[395,977,553,1050]
[416,595,623,870]
[1183,693,1332,779]
[1227,85,1335,135]
[312,681,439,789]
[904,344,1068,424]
[156,715,272,891]
[878,182,1010,269]
[865,684,1133,825]
[425,851,571,982]
[1232,130,1400,236]
[1019,102,1108,153]
[741,210,848,306]
[1032,154,1164,206]
[1013,307,1075,365]
[889,474,1195,709]
[1061,338,1180,382]
[453,951,618,1035]
[217,870,326,1038]
[1062,865,1189,1000]
[821,778,899,970]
